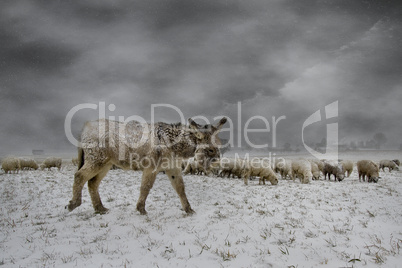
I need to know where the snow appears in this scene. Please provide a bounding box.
[1,152,402,267]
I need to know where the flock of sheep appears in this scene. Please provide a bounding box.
[181,156,400,185]
[1,156,62,173]
[2,155,400,186]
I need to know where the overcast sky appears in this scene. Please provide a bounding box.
[1,0,401,155]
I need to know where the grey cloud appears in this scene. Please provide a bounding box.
[1,0,401,155]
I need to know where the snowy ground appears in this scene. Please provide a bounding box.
[1,152,402,267]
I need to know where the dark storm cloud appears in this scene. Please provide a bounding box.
[1,0,401,155]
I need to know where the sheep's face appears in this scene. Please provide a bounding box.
[270,176,279,185]
[337,173,345,181]
[371,176,380,183]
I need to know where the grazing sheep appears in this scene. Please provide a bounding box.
[20,158,39,170]
[310,159,325,174]
[40,157,62,171]
[2,157,21,174]
[340,160,353,177]
[357,160,380,183]
[310,162,321,180]
[243,159,278,185]
[218,158,247,179]
[379,159,399,172]
[183,157,210,176]
[323,162,345,182]
[66,117,227,215]
[392,159,400,166]
[274,159,292,180]
[72,157,79,166]
[291,159,312,184]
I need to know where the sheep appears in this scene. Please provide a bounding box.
[2,157,21,174]
[357,160,380,183]
[243,159,278,185]
[340,160,353,177]
[310,161,321,180]
[310,159,325,174]
[66,117,227,215]
[291,159,312,184]
[274,158,292,180]
[379,159,399,172]
[20,158,39,170]
[218,157,247,179]
[392,159,400,166]
[40,157,62,171]
[323,161,345,182]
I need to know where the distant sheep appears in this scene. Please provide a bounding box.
[20,158,39,170]
[379,160,399,172]
[291,159,312,184]
[310,159,325,174]
[2,157,21,174]
[218,158,248,179]
[274,159,292,180]
[323,162,345,182]
[357,160,380,183]
[183,157,212,176]
[392,159,400,166]
[310,162,321,180]
[340,160,353,177]
[40,157,62,171]
[243,159,278,185]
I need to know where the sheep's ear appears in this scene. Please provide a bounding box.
[188,118,204,139]
[214,117,227,132]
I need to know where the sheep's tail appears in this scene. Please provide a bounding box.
[77,147,84,170]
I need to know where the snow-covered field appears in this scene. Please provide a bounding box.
[1,152,402,267]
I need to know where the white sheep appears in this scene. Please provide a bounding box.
[274,158,292,180]
[243,159,278,185]
[310,161,321,180]
[291,159,312,184]
[218,157,247,179]
[2,157,21,174]
[20,158,39,170]
[40,157,62,171]
[357,160,380,183]
[309,159,325,174]
[379,159,399,172]
[340,160,353,177]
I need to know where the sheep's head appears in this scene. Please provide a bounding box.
[189,117,227,171]
[269,175,279,185]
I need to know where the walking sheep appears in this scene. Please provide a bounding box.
[66,117,227,215]
[40,157,62,171]
[340,160,353,177]
[323,162,345,182]
[2,157,21,174]
[379,160,399,172]
[357,160,380,183]
[291,159,312,184]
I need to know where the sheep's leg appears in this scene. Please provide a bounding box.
[66,163,103,212]
[88,164,112,214]
[136,168,158,215]
[165,169,194,214]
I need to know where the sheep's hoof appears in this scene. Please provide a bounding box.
[66,200,81,212]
